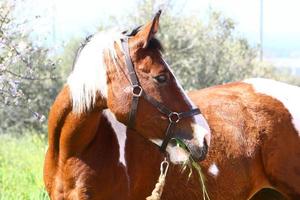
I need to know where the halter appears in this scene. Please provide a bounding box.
[120,36,201,152]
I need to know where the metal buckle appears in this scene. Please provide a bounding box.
[132,85,143,97]
[168,112,180,123]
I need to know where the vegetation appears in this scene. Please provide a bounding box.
[0,133,49,200]
[0,0,300,198]
[1,0,300,134]
[116,0,300,90]
[0,1,62,134]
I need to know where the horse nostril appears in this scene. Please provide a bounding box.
[184,139,208,162]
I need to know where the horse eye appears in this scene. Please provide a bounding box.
[153,74,167,84]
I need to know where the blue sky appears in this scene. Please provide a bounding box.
[17,0,300,69]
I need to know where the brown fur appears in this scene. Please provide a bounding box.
[119,82,300,200]
[189,82,300,199]
[45,81,300,199]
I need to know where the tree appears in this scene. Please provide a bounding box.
[0,1,62,133]
[117,0,300,89]
[7,0,296,134]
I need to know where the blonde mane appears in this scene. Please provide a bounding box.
[67,31,124,113]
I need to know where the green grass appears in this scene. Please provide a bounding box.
[0,133,49,200]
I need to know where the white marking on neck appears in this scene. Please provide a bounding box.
[103,109,127,167]
[67,31,124,113]
[244,78,300,136]
[161,57,211,146]
[208,163,219,176]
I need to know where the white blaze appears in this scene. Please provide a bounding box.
[244,78,300,136]
[193,113,211,147]
[161,57,211,148]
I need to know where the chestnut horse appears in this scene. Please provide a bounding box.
[63,78,299,200]
[44,12,211,199]
[189,78,300,200]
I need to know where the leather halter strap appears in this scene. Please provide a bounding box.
[120,36,201,152]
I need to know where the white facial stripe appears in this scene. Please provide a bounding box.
[161,58,211,146]
[103,109,127,167]
[244,78,300,136]
[150,139,190,164]
[194,114,211,146]
[208,163,219,177]
[162,58,194,109]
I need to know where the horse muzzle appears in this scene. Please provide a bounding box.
[183,138,208,162]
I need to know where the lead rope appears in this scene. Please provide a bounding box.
[146,158,170,200]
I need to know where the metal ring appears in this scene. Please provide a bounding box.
[168,112,180,123]
[132,85,143,97]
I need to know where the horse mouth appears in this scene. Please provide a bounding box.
[179,139,208,162]
[171,138,208,163]
[187,140,208,162]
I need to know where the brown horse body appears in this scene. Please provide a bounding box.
[43,86,203,200]
[189,80,300,200]
[44,13,211,199]
[45,79,300,199]
[125,80,300,200]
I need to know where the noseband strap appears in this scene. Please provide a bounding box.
[120,36,201,152]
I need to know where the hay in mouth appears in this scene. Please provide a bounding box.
[173,138,211,200]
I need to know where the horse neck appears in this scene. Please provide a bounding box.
[124,130,206,199]
[91,113,127,175]
[124,130,163,198]
[90,113,126,167]
[48,86,106,160]
[125,130,163,171]
[100,113,203,199]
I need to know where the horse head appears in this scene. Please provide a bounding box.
[68,11,211,163]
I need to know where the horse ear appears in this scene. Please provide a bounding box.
[135,10,161,48]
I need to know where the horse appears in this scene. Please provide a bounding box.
[72,78,299,200]
[43,11,211,199]
[188,78,300,200]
